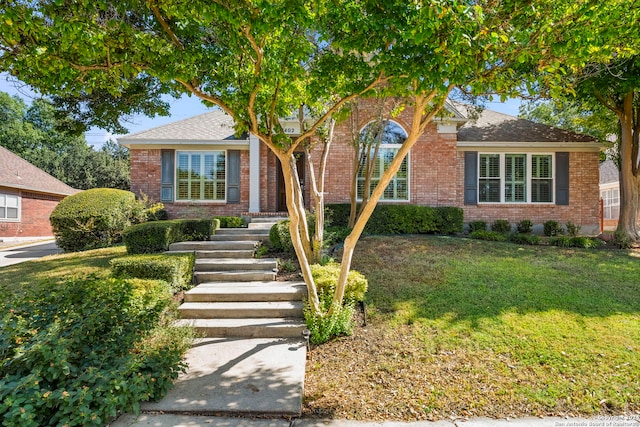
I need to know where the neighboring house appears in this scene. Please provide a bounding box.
[599,159,620,230]
[0,146,78,240]
[119,101,602,234]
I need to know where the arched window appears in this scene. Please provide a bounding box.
[357,120,409,201]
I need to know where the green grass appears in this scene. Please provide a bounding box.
[0,246,127,295]
[305,235,640,420]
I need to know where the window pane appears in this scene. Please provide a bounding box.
[0,207,4,218]
[480,154,500,178]
[176,151,225,201]
[532,155,552,178]
[505,154,526,202]
[7,207,18,219]
[532,179,552,202]
[479,179,500,202]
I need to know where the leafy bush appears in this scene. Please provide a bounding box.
[509,233,541,245]
[470,230,507,241]
[110,253,195,292]
[270,220,293,252]
[613,230,632,249]
[516,219,533,234]
[50,188,145,252]
[277,258,298,273]
[549,236,604,249]
[468,220,487,233]
[0,277,192,426]
[304,301,355,346]
[491,219,511,234]
[214,216,245,228]
[325,226,352,247]
[543,220,563,237]
[310,262,368,304]
[434,207,465,234]
[565,221,581,237]
[123,220,183,254]
[123,219,214,254]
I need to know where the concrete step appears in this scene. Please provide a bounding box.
[179,301,304,319]
[195,258,277,272]
[209,234,266,242]
[169,241,257,251]
[249,217,288,223]
[216,228,270,235]
[247,222,276,229]
[184,282,307,302]
[195,249,255,259]
[173,318,307,338]
[194,270,276,283]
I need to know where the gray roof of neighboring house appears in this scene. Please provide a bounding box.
[458,108,597,143]
[119,109,246,142]
[600,159,619,185]
[0,146,78,196]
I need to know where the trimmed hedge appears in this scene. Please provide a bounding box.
[123,219,214,254]
[470,230,507,241]
[50,188,144,252]
[0,277,192,426]
[110,253,195,292]
[310,262,368,304]
[326,204,463,235]
[214,216,244,228]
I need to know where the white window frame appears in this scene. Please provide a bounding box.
[478,153,555,204]
[356,120,410,202]
[601,187,620,220]
[175,150,227,202]
[0,193,21,221]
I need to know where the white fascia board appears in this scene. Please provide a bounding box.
[119,139,250,150]
[456,140,602,152]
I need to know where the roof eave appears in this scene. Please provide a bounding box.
[0,182,76,196]
[456,140,602,152]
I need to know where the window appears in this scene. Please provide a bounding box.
[176,151,226,201]
[0,193,20,221]
[356,120,409,201]
[478,153,554,203]
[601,188,620,219]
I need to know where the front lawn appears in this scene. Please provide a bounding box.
[304,235,640,421]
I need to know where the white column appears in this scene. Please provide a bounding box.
[249,134,261,213]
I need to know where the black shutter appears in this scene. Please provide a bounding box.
[556,152,569,205]
[160,150,174,202]
[227,150,240,203]
[464,151,478,205]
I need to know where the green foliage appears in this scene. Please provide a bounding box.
[304,301,355,345]
[214,216,245,228]
[269,220,293,252]
[122,219,213,254]
[310,262,368,304]
[613,229,632,249]
[325,204,463,235]
[50,188,144,252]
[543,220,564,237]
[0,277,192,426]
[254,244,269,258]
[277,258,298,274]
[324,226,352,247]
[565,221,582,237]
[468,220,487,233]
[470,230,507,242]
[549,236,605,249]
[110,253,195,292]
[516,219,534,234]
[491,219,511,234]
[508,233,541,245]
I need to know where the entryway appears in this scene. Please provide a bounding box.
[276,153,305,212]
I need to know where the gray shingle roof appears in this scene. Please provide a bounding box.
[0,146,78,196]
[119,110,246,142]
[599,159,619,185]
[458,108,597,143]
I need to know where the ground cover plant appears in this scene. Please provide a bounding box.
[304,235,640,421]
[0,248,192,426]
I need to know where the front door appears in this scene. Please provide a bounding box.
[276,153,305,212]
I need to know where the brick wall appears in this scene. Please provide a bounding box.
[0,190,63,238]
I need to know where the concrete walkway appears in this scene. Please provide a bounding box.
[0,239,60,267]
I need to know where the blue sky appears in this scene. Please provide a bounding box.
[0,73,522,147]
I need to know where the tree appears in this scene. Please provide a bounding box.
[0,91,130,190]
[1,1,636,323]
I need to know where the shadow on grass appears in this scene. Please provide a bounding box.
[353,235,640,323]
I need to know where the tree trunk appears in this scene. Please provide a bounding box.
[615,92,640,241]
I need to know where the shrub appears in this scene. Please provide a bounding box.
[549,236,604,249]
[123,220,183,254]
[516,219,533,234]
[0,277,192,427]
[278,258,298,273]
[179,219,214,241]
[214,216,245,228]
[509,233,541,245]
[110,253,195,292]
[325,226,352,247]
[543,220,563,237]
[434,207,464,234]
[468,220,487,233]
[270,220,293,252]
[565,221,581,237]
[304,301,355,346]
[491,219,511,234]
[50,188,145,252]
[548,236,572,247]
[310,262,368,304]
[613,230,632,249]
[470,230,507,241]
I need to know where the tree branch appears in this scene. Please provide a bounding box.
[149,2,185,50]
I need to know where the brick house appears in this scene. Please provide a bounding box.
[119,102,602,234]
[599,159,620,230]
[0,146,78,240]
